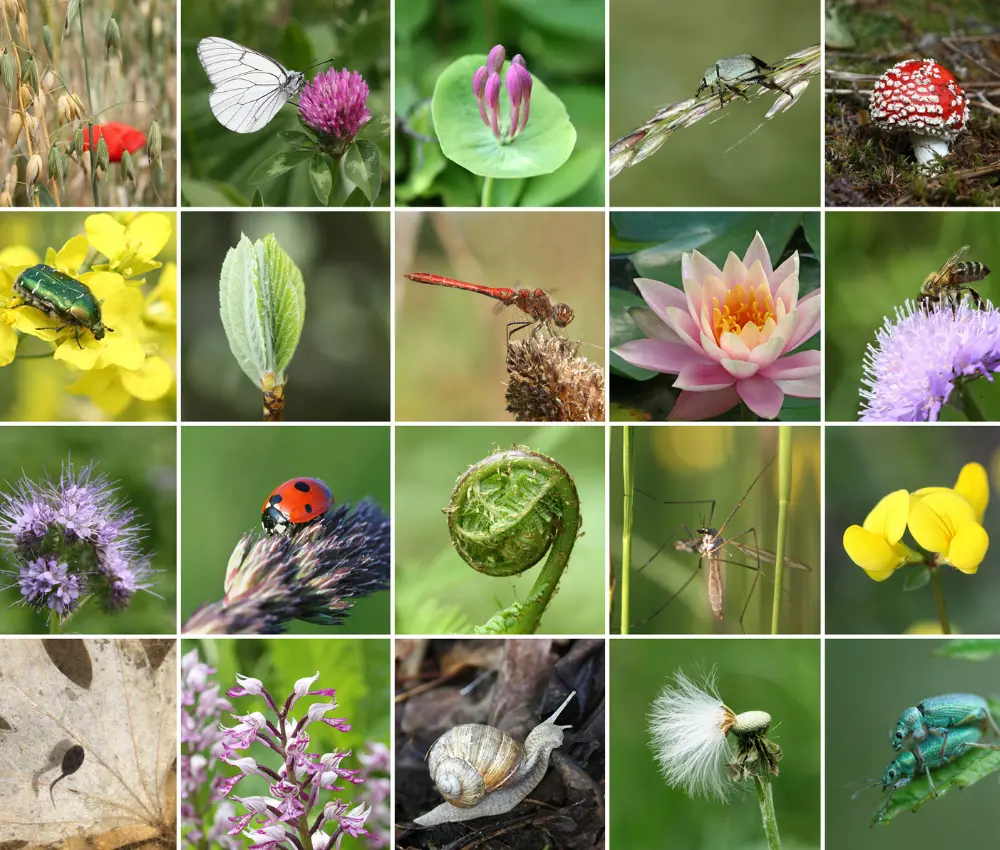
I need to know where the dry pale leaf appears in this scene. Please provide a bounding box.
[0,639,177,849]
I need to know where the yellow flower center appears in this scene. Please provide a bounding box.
[711,284,775,344]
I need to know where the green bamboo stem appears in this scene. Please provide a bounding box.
[621,426,633,635]
[770,426,791,634]
[930,568,951,634]
[753,773,782,850]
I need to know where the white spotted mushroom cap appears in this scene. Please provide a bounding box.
[869,59,969,167]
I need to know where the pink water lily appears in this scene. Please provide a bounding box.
[614,232,821,420]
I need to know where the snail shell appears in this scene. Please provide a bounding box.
[427,724,524,807]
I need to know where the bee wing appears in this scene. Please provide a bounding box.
[937,245,970,278]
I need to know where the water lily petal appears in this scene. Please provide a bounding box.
[748,310,797,365]
[674,362,736,391]
[721,252,747,288]
[634,278,688,323]
[718,330,750,359]
[741,232,773,280]
[760,350,821,380]
[668,386,740,420]
[663,306,704,352]
[628,306,684,344]
[772,252,799,287]
[686,250,722,288]
[774,272,801,313]
[719,358,759,379]
[613,338,709,374]
[772,375,821,398]
[738,321,761,350]
[736,375,784,419]
[744,260,769,294]
[784,290,821,351]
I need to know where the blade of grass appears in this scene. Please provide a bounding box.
[621,426,634,635]
[770,425,791,634]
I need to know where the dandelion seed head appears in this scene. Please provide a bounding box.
[648,668,735,802]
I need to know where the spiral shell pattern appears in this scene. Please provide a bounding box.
[427,724,523,807]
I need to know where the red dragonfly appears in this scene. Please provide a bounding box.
[404,273,574,340]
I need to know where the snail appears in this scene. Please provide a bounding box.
[414,691,576,827]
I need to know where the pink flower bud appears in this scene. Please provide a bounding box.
[485,71,502,139]
[472,64,489,127]
[506,64,523,138]
[487,44,506,76]
[513,64,532,135]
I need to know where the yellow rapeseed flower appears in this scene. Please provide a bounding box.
[85,212,171,279]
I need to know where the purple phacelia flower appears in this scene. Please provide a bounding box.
[0,459,155,626]
[298,68,371,150]
[860,299,1000,422]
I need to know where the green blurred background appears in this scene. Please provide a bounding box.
[395,0,605,207]
[182,637,388,836]
[826,426,1000,634]
[181,0,390,206]
[826,639,1000,848]
[180,426,390,633]
[610,0,820,206]
[0,212,177,422]
[0,427,175,634]
[180,211,390,421]
[394,425,604,634]
[610,211,821,422]
[611,426,820,634]
[396,211,605,421]
[826,212,1000,420]
[611,639,820,850]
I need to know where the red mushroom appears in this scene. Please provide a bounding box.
[869,59,969,169]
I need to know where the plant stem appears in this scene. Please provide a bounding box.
[77,1,100,206]
[959,381,986,421]
[770,426,791,634]
[930,567,951,634]
[621,426,633,635]
[753,773,782,850]
[481,176,494,207]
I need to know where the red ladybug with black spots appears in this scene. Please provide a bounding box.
[261,478,334,536]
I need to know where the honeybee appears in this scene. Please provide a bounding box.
[918,245,991,310]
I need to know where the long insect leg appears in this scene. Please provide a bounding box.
[631,558,703,628]
[714,453,776,540]
[735,527,763,634]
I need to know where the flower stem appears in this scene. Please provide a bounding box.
[753,773,782,850]
[621,426,634,635]
[930,567,951,634]
[77,1,100,207]
[770,426,791,634]
[481,176,494,207]
[959,381,986,421]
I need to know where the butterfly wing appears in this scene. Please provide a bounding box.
[196,36,304,134]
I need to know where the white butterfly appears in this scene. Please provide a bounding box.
[197,36,306,134]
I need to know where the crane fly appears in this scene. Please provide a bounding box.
[631,453,811,632]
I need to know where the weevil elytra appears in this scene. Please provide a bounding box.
[873,725,998,824]
[696,53,794,108]
[892,693,1000,755]
[12,264,113,349]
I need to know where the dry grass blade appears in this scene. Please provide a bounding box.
[609,44,821,179]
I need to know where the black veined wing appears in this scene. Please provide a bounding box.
[196,36,305,134]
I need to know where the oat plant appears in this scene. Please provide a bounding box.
[610,44,820,179]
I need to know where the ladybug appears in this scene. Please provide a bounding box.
[261,478,334,536]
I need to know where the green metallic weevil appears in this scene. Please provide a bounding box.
[873,725,998,824]
[696,54,794,108]
[892,693,1000,756]
[12,264,113,348]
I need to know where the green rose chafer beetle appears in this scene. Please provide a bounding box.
[12,264,113,348]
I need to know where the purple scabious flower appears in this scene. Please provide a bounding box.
[298,68,371,146]
[859,299,1000,422]
[0,459,154,624]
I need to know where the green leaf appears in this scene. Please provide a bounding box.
[246,150,312,186]
[36,183,56,207]
[432,55,576,179]
[218,233,306,387]
[309,154,333,205]
[344,140,381,205]
[355,114,391,143]
[279,130,316,149]
[519,146,603,207]
[902,567,931,591]
[933,639,1000,660]
[252,189,264,207]
[802,212,820,253]
[486,177,524,207]
[874,736,1000,825]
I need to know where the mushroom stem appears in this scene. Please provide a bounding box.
[910,133,951,169]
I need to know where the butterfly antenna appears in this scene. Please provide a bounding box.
[303,56,337,72]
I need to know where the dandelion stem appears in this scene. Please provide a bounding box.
[481,176,494,207]
[753,773,782,850]
[959,381,986,421]
[770,426,791,634]
[930,567,951,634]
[621,425,633,635]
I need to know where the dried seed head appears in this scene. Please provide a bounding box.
[730,710,772,736]
[57,94,72,125]
[4,0,18,22]
[25,152,42,195]
[17,84,31,110]
[0,190,12,207]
